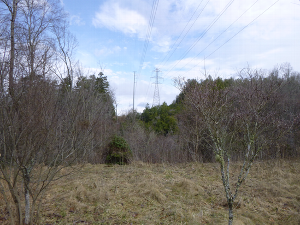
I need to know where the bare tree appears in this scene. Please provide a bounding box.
[175,69,291,225]
[17,0,66,80]
[51,22,78,90]
[0,73,115,224]
[0,1,101,224]
[0,0,67,95]
[0,0,21,96]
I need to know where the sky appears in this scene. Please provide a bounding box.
[61,0,300,114]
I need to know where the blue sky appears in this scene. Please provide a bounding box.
[61,0,300,114]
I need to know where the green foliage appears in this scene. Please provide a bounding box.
[104,136,132,165]
[141,102,178,135]
[95,72,109,94]
[75,72,115,117]
[76,72,109,95]
[110,135,130,150]
[215,77,234,90]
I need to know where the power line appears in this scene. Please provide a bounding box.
[134,0,159,111]
[159,0,208,68]
[178,0,260,73]
[291,2,300,6]
[181,0,280,77]
[138,0,159,76]
[163,0,235,77]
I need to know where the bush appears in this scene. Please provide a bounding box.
[104,136,132,165]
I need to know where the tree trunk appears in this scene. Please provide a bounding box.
[22,166,31,225]
[0,183,15,225]
[23,165,32,225]
[10,185,22,225]
[9,0,18,97]
[24,187,30,225]
[228,200,234,225]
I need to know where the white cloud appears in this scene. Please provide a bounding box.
[141,61,151,70]
[74,0,300,113]
[93,2,148,38]
[151,0,300,76]
[158,57,213,73]
[95,46,122,57]
[90,0,300,62]
[70,15,85,26]
[151,36,172,53]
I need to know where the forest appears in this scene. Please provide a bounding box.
[0,0,299,224]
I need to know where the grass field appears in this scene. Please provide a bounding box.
[1,160,300,224]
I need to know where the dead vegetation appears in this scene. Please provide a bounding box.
[0,159,299,224]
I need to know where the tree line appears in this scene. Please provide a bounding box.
[131,65,299,164]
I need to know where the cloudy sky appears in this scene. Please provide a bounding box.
[61,0,300,114]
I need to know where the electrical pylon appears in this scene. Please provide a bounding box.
[152,68,163,107]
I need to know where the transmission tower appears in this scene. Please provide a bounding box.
[152,68,163,107]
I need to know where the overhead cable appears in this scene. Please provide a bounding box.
[178,0,260,73]
[181,0,280,76]
[159,0,207,68]
[138,0,159,76]
[163,0,235,77]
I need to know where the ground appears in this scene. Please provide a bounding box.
[1,160,299,224]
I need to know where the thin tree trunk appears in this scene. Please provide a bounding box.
[11,185,22,224]
[2,169,22,224]
[228,201,234,225]
[0,182,15,225]
[23,167,31,225]
[9,0,18,97]
[24,187,30,224]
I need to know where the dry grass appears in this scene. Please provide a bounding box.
[1,160,300,224]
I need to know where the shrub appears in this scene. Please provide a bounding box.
[104,136,132,165]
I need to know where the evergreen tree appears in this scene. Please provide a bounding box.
[95,72,109,94]
[141,102,178,135]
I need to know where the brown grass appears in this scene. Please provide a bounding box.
[1,160,300,224]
